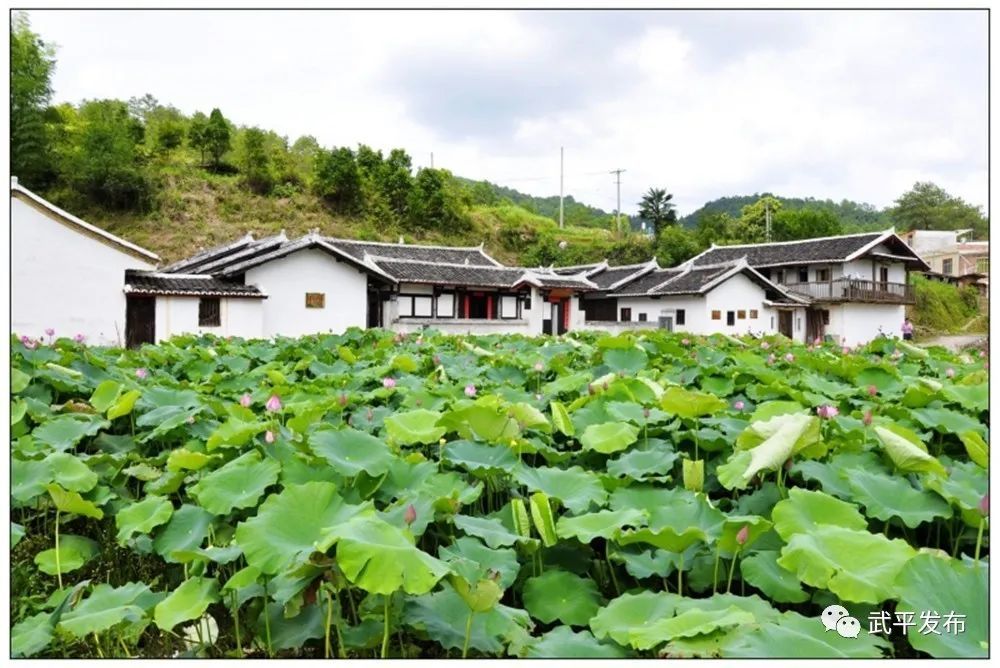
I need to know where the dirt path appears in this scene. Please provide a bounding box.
[917,334,986,351]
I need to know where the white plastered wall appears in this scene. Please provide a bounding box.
[244,248,370,336]
[153,296,264,342]
[825,303,905,346]
[12,195,156,345]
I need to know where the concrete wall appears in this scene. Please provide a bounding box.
[12,195,156,345]
[245,248,369,336]
[390,318,532,336]
[613,295,706,333]
[154,296,264,342]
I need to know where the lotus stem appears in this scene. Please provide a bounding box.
[381,593,391,659]
[726,550,741,594]
[54,509,63,591]
[974,517,985,567]
[712,549,720,594]
[324,589,333,658]
[92,633,104,658]
[677,553,684,597]
[462,611,474,658]
[232,591,242,656]
[605,542,621,596]
[263,599,273,658]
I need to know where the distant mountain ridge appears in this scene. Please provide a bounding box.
[679,193,891,230]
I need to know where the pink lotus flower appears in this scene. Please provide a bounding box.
[535,393,543,401]
[682,338,691,346]
[784,353,795,363]
[642,407,651,419]
[863,410,873,426]
[813,337,822,345]
[45,328,55,337]
[135,368,148,379]
[980,493,989,516]
[239,393,252,408]
[266,395,282,412]
[945,368,955,378]
[733,400,745,411]
[767,354,776,364]
[383,377,396,389]
[404,504,417,526]
[761,341,770,350]
[433,355,442,366]
[73,333,85,343]
[186,415,196,424]
[20,335,37,350]
[534,361,544,372]
[842,346,851,355]
[816,405,839,419]
[736,525,749,546]
[265,430,275,443]
[338,393,348,407]
[416,337,424,345]
[892,350,902,359]
[464,383,477,397]
[979,350,987,358]
[867,385,878,397]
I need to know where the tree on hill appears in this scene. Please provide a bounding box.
[237,127,273,195]
[203,108,232,169]
[11,12,57,187]
[654,226,701,267]
[771,207,843,241]
[889,182,988,238]
[407,168,468,233]
[314,146,363,214]
[637,187,678,240]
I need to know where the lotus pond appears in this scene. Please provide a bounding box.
[9,329,989,658]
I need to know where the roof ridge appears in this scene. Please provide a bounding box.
[705,230,885,250]
[325,236,489,252]
[368,255,523,271]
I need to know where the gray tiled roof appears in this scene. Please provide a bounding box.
[124,271,265,297]
[326,238,500,267]
[691,233,884,268]
[608,268,684,297]
[589,264,654,290]
[370,258,526,287]
[648,265,732,295]
[531,274,598,290]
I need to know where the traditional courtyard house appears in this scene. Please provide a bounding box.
[11,178,160,345]
[685,230,930,345]
[583,259,809,339]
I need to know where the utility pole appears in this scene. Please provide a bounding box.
[610,168,626,236]
[765,201,771,242]
[430,152,434,169]
[559,147,565,229]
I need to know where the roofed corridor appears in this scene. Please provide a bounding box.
[782,278,916,304]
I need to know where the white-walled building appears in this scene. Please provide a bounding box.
[12,178,160,345]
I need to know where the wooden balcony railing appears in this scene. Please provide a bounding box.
[784,278,915,304]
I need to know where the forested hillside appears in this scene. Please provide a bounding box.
[679,194,891,231]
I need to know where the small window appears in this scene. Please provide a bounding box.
[413,296,433,317]
[737,310,746,320]
[942,258,954,275]
[796,317,802,331]
[676,309,686,325]
[500,295,519,319]
[523,295,532,310]
[770,316,775,329]
[398,296,413,317]
[305,292,325,309]
[199,298,221,326]
[798,268,808,283]
[822,310,830,325]
[711,310,721,320]
[620,308,632,322]
[775,270,784,284]
[437,293,455,318]
[749,309,758,319]
[816,268,831,282]
[726,311,735,326]
[638,313,648,322]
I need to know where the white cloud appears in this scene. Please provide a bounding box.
[26,8,987,217]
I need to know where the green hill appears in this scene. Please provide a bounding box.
[679,193,891,231]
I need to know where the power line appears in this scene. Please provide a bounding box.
[610,168,626,235]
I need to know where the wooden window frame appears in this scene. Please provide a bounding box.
[749,309,758,319]
[199,297,221,327]
[711,310,721,320]
[638,312,648,322]
[499,293,521,320]
[726,311,736,326]
[815,267,831,282]
[737,310,746,320]
[620,307,632,322]
[305,292,326,309]
[435,291,456,319]
[676,309,686,325]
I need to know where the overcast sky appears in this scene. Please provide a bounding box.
[26,9,988,216]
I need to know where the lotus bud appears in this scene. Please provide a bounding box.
[761,341,770,350]
[842,346,851,355]
[535,393,542,401]
[265,430,275,443]
[338,393,348,407]
[736,525,749,546]
[946,368,955,378]
[767,354,776,364]
[45,328,55,337]
[433,355,442,366]
[784,353,795,363]
[867,385,878,397]
[439,438,447,446]
[135,368,148,379]
[602,381,609,391]
[266,395,282,412]
[863,410,873,426]
[73,333,85,343]
[816,405,840,419]
[464,384,477,397]
[980,493,989,516]
[383,377,396,389]
[416,337,423,345]
[643,407,651,419]
[404,504,417,526]
[240,393,252,407]
[588,384,595,395]
[682,338,690,346]
[186,415,195,424]
[733,400,745,411]
[366,408,374,421]
[534,361,544,372]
